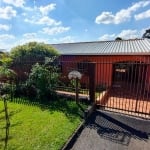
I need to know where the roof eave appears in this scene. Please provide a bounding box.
[60,52,150,56]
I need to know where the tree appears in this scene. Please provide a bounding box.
[10,42,59,81]
[0,53,15,81]
[115,37,123,40]
[0,53,16,99]
[10,42,59,62]
[142,29,150,39]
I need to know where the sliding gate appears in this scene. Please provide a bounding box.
[95,59,150,118]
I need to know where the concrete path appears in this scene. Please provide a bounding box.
[71,110,150,150]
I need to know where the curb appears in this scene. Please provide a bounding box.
[61,103,96,150]
[61,121,85,150]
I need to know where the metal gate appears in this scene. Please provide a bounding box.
[95,60,150,118]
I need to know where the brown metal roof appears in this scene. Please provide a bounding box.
[51,39,150,55]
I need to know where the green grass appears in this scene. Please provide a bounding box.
[0,98,87,150]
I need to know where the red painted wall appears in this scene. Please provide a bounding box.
[60,55,150,90]
[146,65,150,92]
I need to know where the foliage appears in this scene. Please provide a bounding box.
[142,29,150,39]
[69,79,81,90]
[0,53,15,79]
[10,42,59,62]
[115,37,123,40]
[10,42,59,84]
[0,83,16,96]
[0,53,12,67]
[0,53,16,98]
[26,62,59,102]
[0,99,87,150]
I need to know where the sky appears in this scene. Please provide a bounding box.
[0,0,150,51]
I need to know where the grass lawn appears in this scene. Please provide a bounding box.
[0,98,87,150]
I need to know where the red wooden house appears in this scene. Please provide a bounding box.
[52,39,150,116]
[53,39,150,90]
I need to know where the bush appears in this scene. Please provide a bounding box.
[26,63,59,102]
[0,83,16,98]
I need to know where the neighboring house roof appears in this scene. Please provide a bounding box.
[51,38,150,55]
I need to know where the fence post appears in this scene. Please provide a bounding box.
[89,62,96,103]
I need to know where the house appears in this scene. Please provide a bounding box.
[52,39,150,115]
[52,38,150,91]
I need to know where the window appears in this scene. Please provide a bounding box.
[77,61,90,74]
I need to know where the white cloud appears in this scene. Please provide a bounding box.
[134,9,150,20]
[117,29,139,39]
[25,16,61,26]
[95,0,150,24]
[99,34,115,41]
[38,16,61,26]
[0,24,11,31]
[39,3,56,16]
[42,26,70,35]
[23,33,37,39]
[140,26,150,34]
[98,29,141,41]
[0,33,16,50]
[96,12,114,24]
[0,42,14,51]
[0,34,15,41]
[53,36,74,43]
[16,38,49,45]
[0,35,49,51]
[23,3,62,29]
[2,0,25,7]
[0,6,17,19]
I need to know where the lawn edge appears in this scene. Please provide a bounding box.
[61,120,85,150]
[61,103,96,150]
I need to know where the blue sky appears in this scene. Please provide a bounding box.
[0,0,150,51]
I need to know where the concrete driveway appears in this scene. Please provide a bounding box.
[71,110,150,150]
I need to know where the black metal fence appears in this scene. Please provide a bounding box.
[95,59,150,118]
[0,56,150,118]
[0,59,91,103]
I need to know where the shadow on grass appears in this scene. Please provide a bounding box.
[10,98,39,107]
[0,109,5,114]
[41,99,85,121]
[9,109,22,118]
[0,108,22,150]
[0,124,20,150]
[7,97,87,121]
[0,121,11,150]
[0,109,22,123]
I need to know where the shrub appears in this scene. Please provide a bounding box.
[0,83,16,96]
[26,62,59,102]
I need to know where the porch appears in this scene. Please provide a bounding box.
[96,84,150,119]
